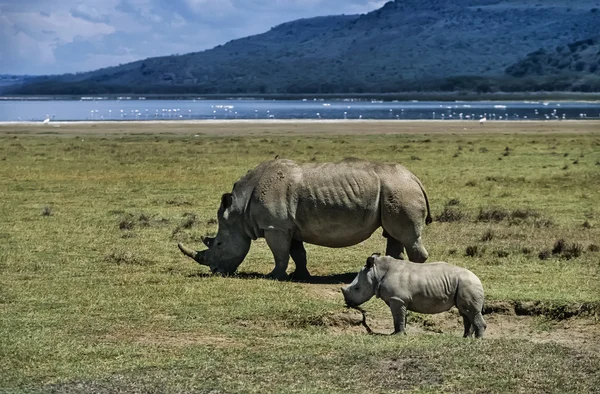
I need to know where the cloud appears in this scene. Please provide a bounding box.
[0,0,384,75]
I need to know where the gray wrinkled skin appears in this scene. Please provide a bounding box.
[342,254,487,338]
[178,158,432,279]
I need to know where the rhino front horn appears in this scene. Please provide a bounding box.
[178,243,208,266]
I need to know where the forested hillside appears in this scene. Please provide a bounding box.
[7,0,600,94]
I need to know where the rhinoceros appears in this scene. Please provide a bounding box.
[178,158,432,280]
[342,254,487,338]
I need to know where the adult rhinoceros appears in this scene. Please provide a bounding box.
[178,158,432,280]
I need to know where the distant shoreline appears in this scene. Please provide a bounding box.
[2,92,600,102]
[2,119,600,126]
[2,119,599,138]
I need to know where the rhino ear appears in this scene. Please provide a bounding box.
[220,193,233,210]
[366,253,381,269]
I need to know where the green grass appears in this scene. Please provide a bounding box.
[1,127,599,392]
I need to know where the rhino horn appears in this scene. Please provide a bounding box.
[201,235,215,248]
[177,243,209,266]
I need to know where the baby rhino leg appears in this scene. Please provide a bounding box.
[456,285,486,338]
[389,297,408,335]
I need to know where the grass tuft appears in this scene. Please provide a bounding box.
[477,207,509,222]
[538,249,552,260]
[521,247,532,255]
[465,245,483,257]
[104,249,146,265]
[435,205,468,222]
[551,239,583,260]
[481,230,494,242]
[495,249,510,258]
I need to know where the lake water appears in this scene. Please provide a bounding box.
[1,99,600,122]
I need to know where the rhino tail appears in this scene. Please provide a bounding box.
[414,175,432,225]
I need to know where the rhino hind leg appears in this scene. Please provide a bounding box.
[383,235,406,260]
[405,237,429,263]
[381,217,428,263]
[289,239,311,280]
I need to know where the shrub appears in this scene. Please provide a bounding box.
[551,239,583,260]
[552,239,566,255]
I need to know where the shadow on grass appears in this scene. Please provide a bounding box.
[186,271,358,284]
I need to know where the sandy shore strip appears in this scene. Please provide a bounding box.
[1,119,600,136]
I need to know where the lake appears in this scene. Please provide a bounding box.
[1,98,600,122]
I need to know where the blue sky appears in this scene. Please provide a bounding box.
[0,0,385,75]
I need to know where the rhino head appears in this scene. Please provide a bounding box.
[341,254,379,307]
[178,193,251,275]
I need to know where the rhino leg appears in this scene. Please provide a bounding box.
[264,230,291,280]
[405,237,429,263]
[472,313,487,339]
[381,215,428,263]
[383,234,406,260]
[461,313,473,338]
[290,239,311,280]
[389,297,408,335]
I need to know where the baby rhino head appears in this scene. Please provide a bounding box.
[341,254,379,307]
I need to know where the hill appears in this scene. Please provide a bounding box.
[8,0,600,95]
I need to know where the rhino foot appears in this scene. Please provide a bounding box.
[266,269,289,281]
[289,269,311,282]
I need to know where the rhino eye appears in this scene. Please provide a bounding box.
[355,287,360,291]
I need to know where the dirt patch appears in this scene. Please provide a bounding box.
[321,307,600,353]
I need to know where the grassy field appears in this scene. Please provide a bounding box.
[1,121,599,393]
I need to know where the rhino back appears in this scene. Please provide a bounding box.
[233,159,425,247]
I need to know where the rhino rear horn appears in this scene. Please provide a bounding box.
[178,243,209,266]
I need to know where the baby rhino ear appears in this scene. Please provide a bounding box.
[366,253,381,269]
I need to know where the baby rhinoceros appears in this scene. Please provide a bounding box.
[342,254,487,338]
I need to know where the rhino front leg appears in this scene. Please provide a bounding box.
[290,239,311,280]
[461,313,473,338]
[389,297,408,335]
[264,230,292,280]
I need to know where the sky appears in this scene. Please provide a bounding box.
[0,0,386,75]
